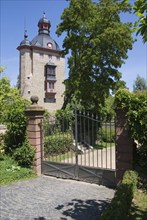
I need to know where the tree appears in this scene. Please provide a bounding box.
[0,76,30,150]
[0,66,4,74]
[112,79,127,94]
[0,66,5,78]
[16,74,21,90]
[133,74,147,91]
[133,75,147,91]
[134,0,147,43]
[57,0,134,112]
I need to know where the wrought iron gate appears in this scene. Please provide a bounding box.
[41,110,116,187]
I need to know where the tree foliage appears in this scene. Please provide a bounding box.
[0,77,30,153]
[57,0,134,112]
[134,0,147,43]
[0,66,5,74]
[133,74,147,92]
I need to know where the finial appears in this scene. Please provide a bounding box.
[24,29,28,39]
[43,11,46,17]
[30,96,39,105]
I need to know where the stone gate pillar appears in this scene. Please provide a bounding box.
[115,108,134,185]
[25,96,45,175]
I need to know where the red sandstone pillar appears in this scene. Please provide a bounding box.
[115,108,134,185]
[25,96,45,175]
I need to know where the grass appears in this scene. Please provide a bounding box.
[46,151,73,162]
[94,141,115,149]
[129,190,147,220]
[0,154,37,186]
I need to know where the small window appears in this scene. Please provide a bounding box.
[48,82,55,89]
[48,55,52,59]
[46,66,55,76]
[27,76,30,79]
[28,91,30,94]
[56,56,60,60]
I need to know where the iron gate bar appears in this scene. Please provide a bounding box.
[43,161,77,178]
[74,108,78,178]
[42,110,116,187]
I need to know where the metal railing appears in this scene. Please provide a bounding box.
[43,110,116,170]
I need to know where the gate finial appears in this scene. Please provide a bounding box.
[30,96,39,105]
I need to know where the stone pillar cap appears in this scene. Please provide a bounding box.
[30,96,39,105]
[25,95,45,116]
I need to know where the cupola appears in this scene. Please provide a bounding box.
[38,12,51,35]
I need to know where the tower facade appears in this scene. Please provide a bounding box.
[17,14,65,112]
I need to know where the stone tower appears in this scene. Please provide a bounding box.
[17,13,65,112]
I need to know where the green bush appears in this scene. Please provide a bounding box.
[0,76,30,155]
[98,126,115,143]
[13,137,35,168]
[44,132,73,157]
[101,170,138,220]
[114,89,147,168]
[122,170,138,194]
[0,154,36,186]
[4,98,30,154]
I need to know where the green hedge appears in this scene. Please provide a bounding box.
[98,126,115,143]
[101,170,138,220]
[44,132,73,156]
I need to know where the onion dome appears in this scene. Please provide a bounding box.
[38,12,51,35]
[20,30,31,46]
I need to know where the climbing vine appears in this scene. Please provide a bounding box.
[114,89,147,167]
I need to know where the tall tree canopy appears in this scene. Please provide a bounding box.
[57,0,134,112]
[134,0,147,43]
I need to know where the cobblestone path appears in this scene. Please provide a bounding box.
[0,176,115,220]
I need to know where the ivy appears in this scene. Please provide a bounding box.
[114,89,147,168]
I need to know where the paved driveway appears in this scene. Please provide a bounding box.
[0,176,114,220]
[63,147,116,169]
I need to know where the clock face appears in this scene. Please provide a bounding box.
[47,42,52,49]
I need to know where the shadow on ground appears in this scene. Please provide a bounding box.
[34,218,46,220]
[55,198,111,220]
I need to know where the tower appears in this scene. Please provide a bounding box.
[17,13,65,112]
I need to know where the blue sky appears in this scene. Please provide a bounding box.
[0,0,147,91]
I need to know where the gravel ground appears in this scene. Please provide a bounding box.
[0,175,115,220]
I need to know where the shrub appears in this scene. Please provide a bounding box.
[44,132,73,157]
[98,126,115,143]
[4,97,30,154]
[114,89,147,168]
[0,154,36,186]
[101,170,138,220]
[13,137,35,168]
[0,76,30,155]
